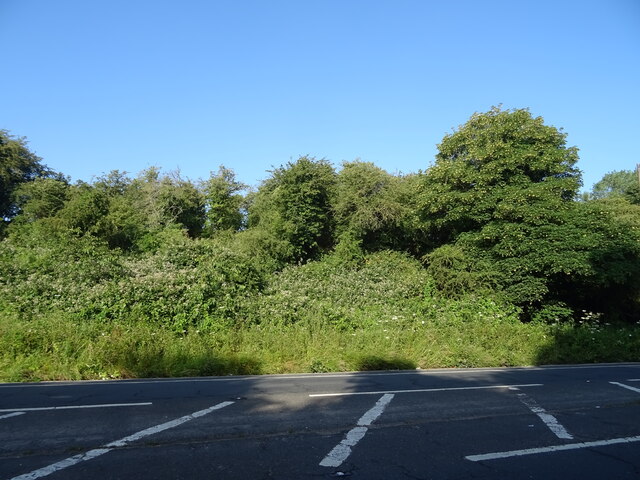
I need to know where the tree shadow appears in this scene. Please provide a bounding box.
[354,355,417,371]
[534,323,640,365]
[111,350,263,379]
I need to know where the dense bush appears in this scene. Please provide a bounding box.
[248,156,336,263]
[1,107,640,380]
[0,226,265,332]
[246,250,430,329]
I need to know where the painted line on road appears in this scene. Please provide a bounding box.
[320,394,394,468]
[7,401,234,480]
[515,392,573,439]
[309,383,543,398]
[0,412,26,420]
[466,435,640,462]
[626,378,639,382]
[610,381,640,394]
[2,363,638,388]
[0,402,152,413]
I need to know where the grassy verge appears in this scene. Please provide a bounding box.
[1,311,638,382]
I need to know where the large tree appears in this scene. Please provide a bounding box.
[0,130,56,231]
[420,107,584,316]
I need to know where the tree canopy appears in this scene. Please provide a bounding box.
[0,130,58,232]
[589,169,640,204]
[248,156,336,263]
[2,112,639,326]
[418,107,628,319]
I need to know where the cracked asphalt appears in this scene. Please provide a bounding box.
[1,363,640,479]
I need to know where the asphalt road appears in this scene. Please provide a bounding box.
[1,363,640,479]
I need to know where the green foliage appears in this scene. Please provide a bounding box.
[202,166,246,235]
[0,222,123,315]
[9,168,207,250]
[248,156,336,262]
[56,182,111,233]
[535,320,640,364]
[561,199,640,321]
[0,223,265,331]
[12,177,70,223]
[589,169,640,204]
[129,167,205,238]
[333,161,415,252]
[6,290,637,381]
[0,130,58,231]
[81,242,263,332]
[246,250,430,330]
[530,302,574,323]
[91,168,206,248]
[423,243,497,297]
[420,107,589,316]
[226,227,294,272]
[2,108,640,382]
[421,107,580,244]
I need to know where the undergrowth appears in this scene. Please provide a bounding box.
[1,250,638,382]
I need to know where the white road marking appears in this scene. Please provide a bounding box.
[7,401,234,480]
[628,379,640,382]
[516,393,572,439]
[0,412,26,420]
[2,363,637,388]
[310,384,543,398]
[0,402,152,413]
[319,394,394,468]
[610,381,640,394]
[104,401,232,447]
[466,435,640,462]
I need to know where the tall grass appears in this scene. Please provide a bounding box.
[2,309,638,382]
[1,250,638,382]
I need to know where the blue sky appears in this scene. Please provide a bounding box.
[1,0,639,191]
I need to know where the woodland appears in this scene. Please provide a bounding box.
[1,107,639,381]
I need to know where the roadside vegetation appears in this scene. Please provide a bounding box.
[1,107,639,381]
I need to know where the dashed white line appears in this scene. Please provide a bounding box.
[319,394,394,468]
[7,401,234,480]
[610,381,640,394]
[0,412,26,420]
[466,435,640,462]
[309,384,543,398]
[0,402,152,413]
[515,393,572,439]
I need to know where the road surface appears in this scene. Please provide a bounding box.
[1,363,640,479]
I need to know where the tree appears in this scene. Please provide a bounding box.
[19,169,207,250]
[0,130,57,231]
[11,177,70,223]
[333,161,415,253]
[128,168,205,238]
[248,156,336,263]
[589,169,640,204]
[202,166,246,236]
[421,107,581,245]
[558,198,640,322]
[420,107,584,316]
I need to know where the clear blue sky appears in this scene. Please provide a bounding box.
[1,0,639,191]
